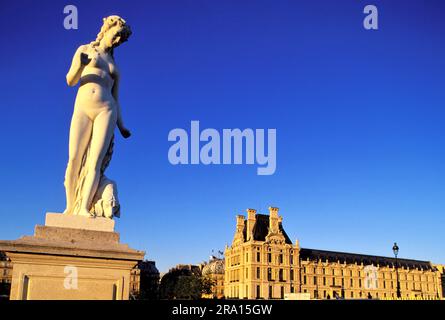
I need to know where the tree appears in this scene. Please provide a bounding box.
[159,267,215,300]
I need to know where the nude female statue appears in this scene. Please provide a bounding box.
[64,16,132,218]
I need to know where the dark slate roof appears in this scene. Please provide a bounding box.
[300,248,434,270]
[249,214,292,244]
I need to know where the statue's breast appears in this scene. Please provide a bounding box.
[86,47,115,76]
[108,62,119,80]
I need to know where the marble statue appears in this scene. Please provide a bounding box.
[64,16,132,219]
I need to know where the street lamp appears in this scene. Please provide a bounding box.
[392,242,401,299]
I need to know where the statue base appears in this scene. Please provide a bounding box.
[0,213,145,300]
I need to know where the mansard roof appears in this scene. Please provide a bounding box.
[300,248,435,270]
[244,214,292,244]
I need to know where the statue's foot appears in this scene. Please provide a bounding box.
[62,208,72,215]
[78,209,95,218]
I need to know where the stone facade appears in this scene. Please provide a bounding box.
[0,213,145,300]
[0,252,12,285]
[0,252,12,300]
[0,252,160,300]
[434,264,445,298]
[130,260,160,299]
[202,257,225,299]
[224,207,444,300]
[1,250,145,300]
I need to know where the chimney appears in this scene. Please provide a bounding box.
[268,206,279,233]
[246,208,256,241]
[236,215,245,234]
[269,206,279,217]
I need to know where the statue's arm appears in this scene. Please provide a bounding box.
[112,75,131,139]
[66,45,90,87]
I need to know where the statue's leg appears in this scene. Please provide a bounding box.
[78,109,116,216]
[64,110,92,214]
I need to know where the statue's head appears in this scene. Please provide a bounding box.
[92,15,132,51]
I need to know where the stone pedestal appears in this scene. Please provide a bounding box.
[0,213,145,300]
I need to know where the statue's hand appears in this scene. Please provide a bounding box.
[80,52,92,66]
[119,127,131,139]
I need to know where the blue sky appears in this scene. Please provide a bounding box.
[0,0,444,272]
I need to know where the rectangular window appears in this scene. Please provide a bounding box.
[279,269,284,281]
[281,286,285,299]
[303,275,307,285]
[290,269,294,281]
[256,285,261,299]
[268,253,272,263]
[269,286,273,299]
[279,254,283,264]
[257,252,261,262]
[257,267,260,279]
[290,255,294,265]
[268,268,272,281]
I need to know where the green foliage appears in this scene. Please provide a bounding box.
[159,268,215,300]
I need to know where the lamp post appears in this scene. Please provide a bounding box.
[392,242,401,299]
